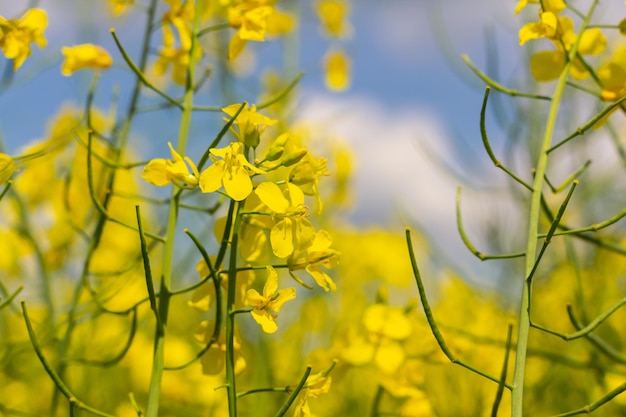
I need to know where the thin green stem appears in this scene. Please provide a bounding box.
[0,285,22,310]
[480,87,534,191]
[273,366,312,417]
[548,92,626,153]
[456,187,526,260]
[226,200,244,417]
[22,301,117,417]
[544,161,590,193]
[462,55,551,101]
[406,228,511,388]
[491,324,513,417]
[110,29,183,110]
[550,381,626,416]
[567,306,626,365]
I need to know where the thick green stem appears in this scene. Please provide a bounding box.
[510,2,597,415]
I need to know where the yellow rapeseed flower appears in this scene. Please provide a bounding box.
[293,371,332,417]
[288,229,339,292]
[142,142,199,189]
[199,141,264,200]
[222,102,277,148]
[0,8,47,70]
[244,266,296,333]
[61,44,113,76]
[255,182,317,258]
[527,18,606,82]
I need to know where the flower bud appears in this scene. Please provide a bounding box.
[282,148,308,167]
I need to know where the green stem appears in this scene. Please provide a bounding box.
[511,3,597,415]
[226,201,244,417]
[145,0,201,414]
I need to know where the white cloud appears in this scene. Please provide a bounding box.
[295,92,536,285]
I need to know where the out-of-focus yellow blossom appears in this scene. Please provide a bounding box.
[108,0,134,16]
[528,22,606,81]
[255,182,316,258]
[597,46,626,102]
[152,45,202,86]
[199,141,264,200]
[515,0,565,15]
[142,142,199,189]
[0,228,31,275]
[266,8,295,36]
[0,153,18,184]
[225,192,274,262]
[152,0,201,84]
[290,154,331,213]
[188,257,255,311]
[324,49,351,91]
[398,390,436,417]
[227,0,273,60]
[517,0,567,45]
[244,266,296,333]
[226,0,294,60]
[293,371,332,417]
[223,102,277,148]
[194,320,247,375]
[317,0,350,38]
[519,11,559,45]
[162,0,194,51]
[0,8,47,71]
[288,229,339,292]
[61,44,113,76]
[228,0,274,42]
[342,303,413,374]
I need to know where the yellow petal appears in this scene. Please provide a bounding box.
[228,32,248,61]
[199,161,226,193]
[374,341,405,374]
[306,265,336,292]
[271,287,296,311]
[142,159,171,186]
[530,50,565,82]
[518,12,557,45]
[309,229,332,252]
[263,265,279,297]
[543,0,566,14]
[286,182,305,206]
[578,28,607,56]
[271,219,294,258]
[295,218,317,251]
[514,0,528,14]
[61,44,112,76]
[251,310,278,333]
[20,8,48,48]
[223,165,253,201]
[244,288,264,307]
[256,182,289,213]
